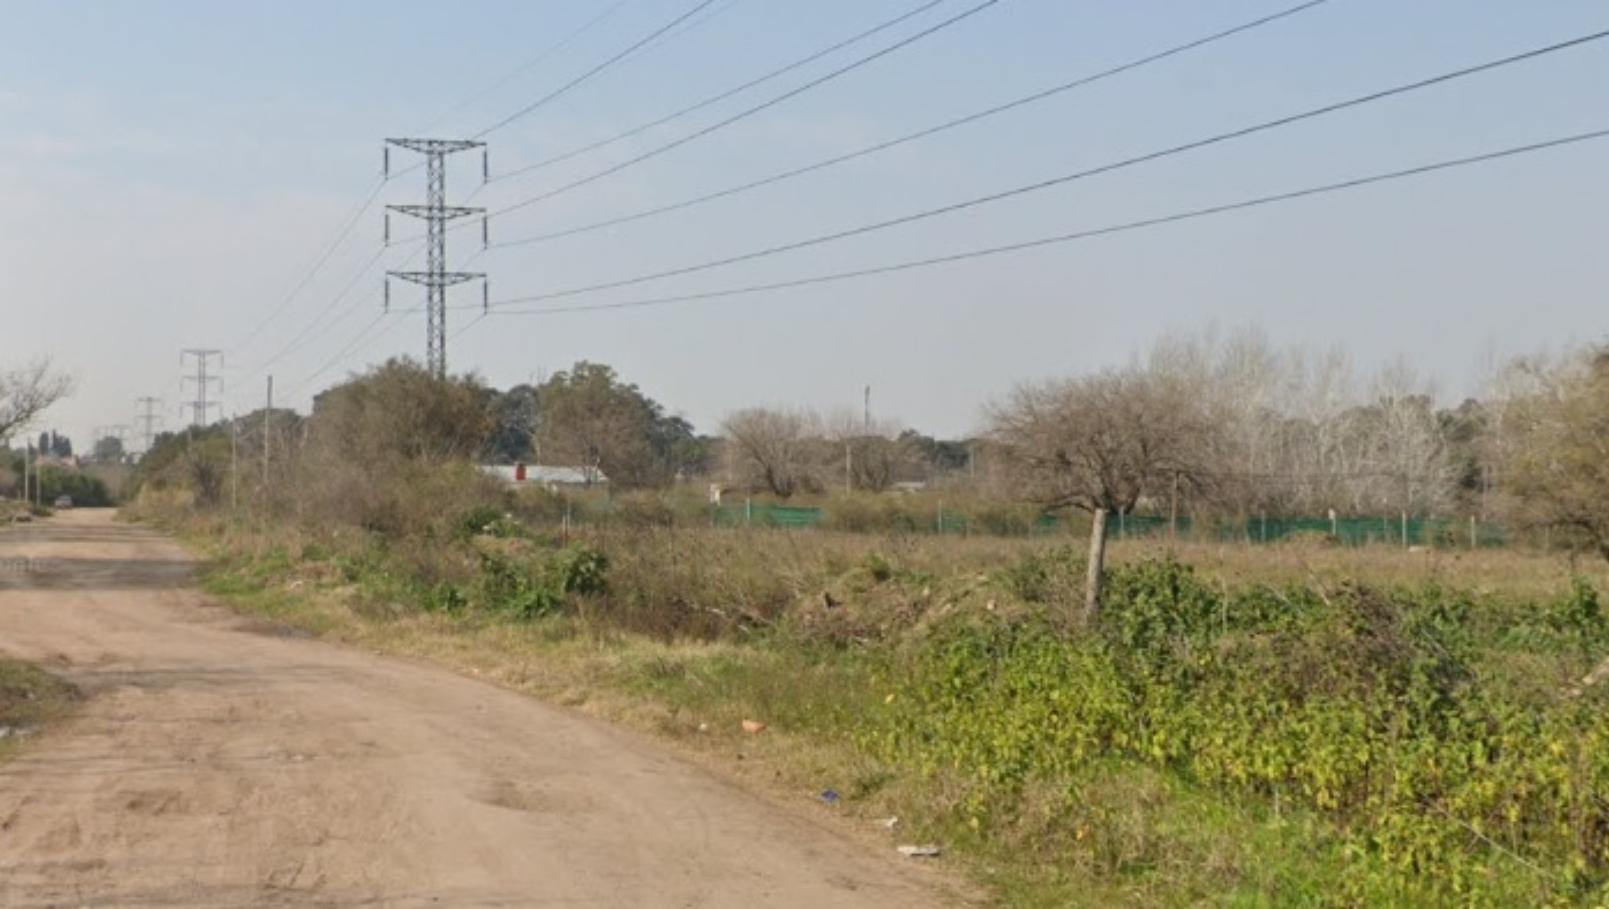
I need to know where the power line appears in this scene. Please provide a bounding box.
[608,0,751,72]
[417,0,638,135]
[242,245,392,380]
[490,0,955,184]
[474,0,721,139]
[480,0,1002,222]
[230,178,387,353]
[493,0,1331,250]
[279,245,479,399]
[487,28,1609,307]
[232,1,889,379]
[482,128,1609,318]
[287,312,411,399]
[230,1,687,364]
[384,139,487,379]
[292,314,391,396]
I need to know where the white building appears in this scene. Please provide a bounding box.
[481,463,607,489]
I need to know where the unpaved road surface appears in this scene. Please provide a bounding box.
[0,511,955,907]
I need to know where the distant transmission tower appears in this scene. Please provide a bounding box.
[181,349,224,427]
[135,396,163,454]
[383,138,488,380]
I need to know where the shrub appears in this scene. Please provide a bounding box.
[873,560,1609,902]
[552,544,608,595]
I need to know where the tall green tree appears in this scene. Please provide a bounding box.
[534,362,694,487]
[92,435,125,463]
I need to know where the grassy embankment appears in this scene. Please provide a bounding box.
[154,498,1609,907]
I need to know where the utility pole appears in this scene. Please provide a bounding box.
[135,397,163,457]
[863,385,871,431]
[384,138,488,380]
[262,376,272,487]
[230,414,239,512]
[1170,470,1180,542]
[181,349,224,427]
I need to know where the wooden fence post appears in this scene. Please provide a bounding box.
[1084,508,1109,625]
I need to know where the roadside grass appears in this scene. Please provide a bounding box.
[0,659,78,760]
[182,518,1598,907]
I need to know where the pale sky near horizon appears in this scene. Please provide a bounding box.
[2,0,1606,447]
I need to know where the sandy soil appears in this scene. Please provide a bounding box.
[0,510,959,907]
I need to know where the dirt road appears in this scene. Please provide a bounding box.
[0,511,956,907]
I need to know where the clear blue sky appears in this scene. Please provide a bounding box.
[2,0,1606,445]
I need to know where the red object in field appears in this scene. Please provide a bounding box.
[514,462,527,482]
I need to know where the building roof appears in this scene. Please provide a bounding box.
[481,464,607,485]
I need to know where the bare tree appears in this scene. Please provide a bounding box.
[988,366,1213,513]
[722,407,822,498]
[822,410,921,492]
[0,360,74,444]
[1490,347,1609,560]
[1356,362,1455,515]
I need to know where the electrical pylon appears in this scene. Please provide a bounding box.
[383,138,488,380]
[181,349,224,427]
[135,396,163,455]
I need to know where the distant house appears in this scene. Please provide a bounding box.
[481,463,607,489]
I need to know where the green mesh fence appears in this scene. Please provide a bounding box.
[712,503,822,529]
[1100,515,1506,547]
[609,496,1505,546]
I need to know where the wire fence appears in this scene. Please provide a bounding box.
[586,498,1511,547]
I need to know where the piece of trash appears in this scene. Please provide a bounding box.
[985,599,997,612]
[741,719,767,734]
[897,845,942,858]
[879,816,900,830]
[819,788,841,805]
[697,722,710,733]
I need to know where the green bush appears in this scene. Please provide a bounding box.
[552,544,608,595]
[872,558,1609,903]
[456,505,526,540]
[471,542,609,621]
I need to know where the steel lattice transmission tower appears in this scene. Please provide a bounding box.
[135,396,163,456]
[180,349,223,427]
[383,138,488,380]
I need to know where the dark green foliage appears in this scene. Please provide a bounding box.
[473,543,609,621]
[551,544,608,596]
[36,466,112,506]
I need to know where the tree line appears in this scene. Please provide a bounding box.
[116,327,1609,561]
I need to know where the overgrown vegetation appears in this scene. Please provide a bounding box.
[167,493,1609,905]
[125,354,1609,905]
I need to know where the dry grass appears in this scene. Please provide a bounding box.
[0,659,78,760]
[1112,535,1609,599]
[177,509,1602,906]
[587,524,1603,606]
